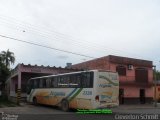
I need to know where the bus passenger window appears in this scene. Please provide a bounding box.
[34,79,40,88]
[60,76,69,87]
[86,73,91,87]
[39,79,42,88]
[51,77,58,88]
[70,75,76,88]
[46,78,51,88]
[39,79,46,88]
[69,74,81,88]
[76,74,81,87]
[27,80,34,94]
[81,72,93,88]
[42,79,46,88]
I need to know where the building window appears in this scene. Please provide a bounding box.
[135,68,148,83]
[116,66,126,76]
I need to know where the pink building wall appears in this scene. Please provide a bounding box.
[72,55,153,104]
[8,63,77,100]
[109,62,153,98]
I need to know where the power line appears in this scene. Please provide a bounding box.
[0,18,111,54]
[0,15,143,58]
[0,34,95,59]
[0,15,158,62]
[0,18,122,58]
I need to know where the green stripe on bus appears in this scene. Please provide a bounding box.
[66,88,78,99]
[55,88,79,106]
[68,88,83,102]
[99,75,118,86]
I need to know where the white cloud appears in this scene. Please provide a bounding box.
[0,0,160,69]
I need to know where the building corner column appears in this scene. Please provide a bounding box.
[17,64,21,104]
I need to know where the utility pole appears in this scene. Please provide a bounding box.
[153,65,157,107]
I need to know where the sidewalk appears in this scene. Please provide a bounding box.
[118,103,160,109]
[111,103,160,114]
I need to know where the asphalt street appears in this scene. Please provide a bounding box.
[0,104,160,120]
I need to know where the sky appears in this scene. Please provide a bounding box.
[0,0,160,70]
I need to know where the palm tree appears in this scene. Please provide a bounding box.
[0,49,15,98]
[0,53,2,63]
[1,49,15,68]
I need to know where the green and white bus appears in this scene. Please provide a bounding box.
[27,70,119,111]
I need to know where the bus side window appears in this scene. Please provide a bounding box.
[39,79,45,88]
[57,77,61,87]
[42,79,46,88]
[39,79,42,88]
[90,72,94,87]
[76,74,81,88]
[57,77,60,86]
[81,73,86,87]
[86,73,91,87]
[69,74,81,88]
[31,80,34,88]
[46,78,51,88]
[51,77,58,88]
[34,79,40,88]
[81,72,93,88]
[63,75,69,87]
[60,76,67,88]
[60,76,64,84]
[27,80,33,94]
[70,75,76,88]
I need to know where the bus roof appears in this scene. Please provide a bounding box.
[29,69,117,80]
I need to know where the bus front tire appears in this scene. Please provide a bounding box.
[33,97,38,106]
[61,99,69,112]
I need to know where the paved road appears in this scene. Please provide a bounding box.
[0,104,160,120]
[0,104,69,114]
[0,104,114,120]
[111,104,160,114]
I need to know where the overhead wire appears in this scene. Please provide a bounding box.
[0,15,142,57]
[0,34,95,59]
[0,14,159,62]
[0,21,102,56]
[0,17,122,58]
[0,17,110,54]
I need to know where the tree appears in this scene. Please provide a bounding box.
[1,49,15,68]
[0,62,10,85]
[155,70,160,80]
[0,49,15,98]
[0,59,10,97]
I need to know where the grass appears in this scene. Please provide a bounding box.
[0,96,18,107]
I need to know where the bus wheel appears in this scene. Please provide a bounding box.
[33,97,38,106]
[61,99,69,112]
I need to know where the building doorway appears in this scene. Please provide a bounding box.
[119,89,124,104]
[140,89,145,104]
